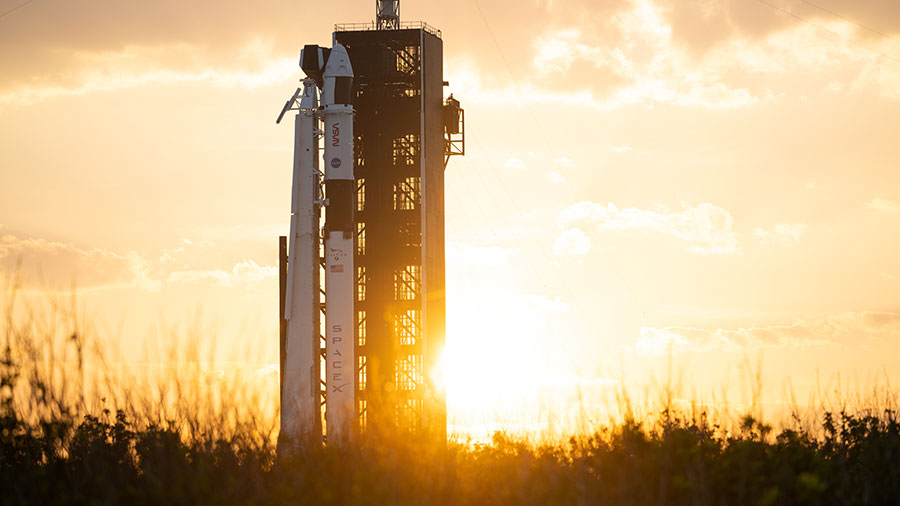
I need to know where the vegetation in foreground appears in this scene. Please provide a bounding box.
[5,405,900,505]
[2,290,900,505]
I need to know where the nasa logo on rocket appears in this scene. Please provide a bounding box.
[328,246,347,262]
[331,122,341,146]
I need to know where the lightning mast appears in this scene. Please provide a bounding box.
[376,0,400,29]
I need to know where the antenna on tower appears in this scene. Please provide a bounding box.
[376,0,399,29]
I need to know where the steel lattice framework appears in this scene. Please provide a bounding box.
[334,25,462,435]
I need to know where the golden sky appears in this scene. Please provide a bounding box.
[2,0,900,430]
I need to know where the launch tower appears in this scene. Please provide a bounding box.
[278,1,464,444]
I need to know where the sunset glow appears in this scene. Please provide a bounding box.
[3,0,900,438]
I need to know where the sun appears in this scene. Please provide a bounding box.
[437,312,552,436]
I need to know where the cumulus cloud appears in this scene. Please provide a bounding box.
[754,223,805,247]
[528,2,761,109]
[633,326,724,355]
[866,198,900,215]
[5,0,900,108]
[0,41,296,105]
[0,0,362,94]
[633,311,900,354]
[557,201,739,255]
[0,233,160,291]
[854,56,900,100]
[167,260,276,287]
[0,232,275,291]
[444,0,900,110]
[158,237,216,264]
[546,171,566,183]
[553,227,591,256]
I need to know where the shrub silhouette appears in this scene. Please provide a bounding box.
[2,291,900,505]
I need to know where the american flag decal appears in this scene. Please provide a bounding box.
[330,264,344,273]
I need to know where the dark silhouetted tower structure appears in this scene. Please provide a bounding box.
[335,9,463,436]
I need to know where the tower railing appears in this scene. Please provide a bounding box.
[334,21,442,38]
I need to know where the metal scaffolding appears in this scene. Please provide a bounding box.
[335,24,460,436]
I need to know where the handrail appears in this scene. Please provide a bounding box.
[334,21,442,39]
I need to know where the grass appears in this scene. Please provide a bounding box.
[2,286,900,505]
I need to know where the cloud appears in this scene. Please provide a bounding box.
[0,233,160,291]
[655,0,900,53]
[158,238,216,264]
[0,41,296,105]
[754,223,806,247]
[527,26,758,109]
[553,227,591,256]
[633,326,724,355]
[866,198,900,215]
[610,145,633,153]
[167,260,276,287]
[0,232,276,292]
[5,0,900,109]
[853,50,900,100]
[633,311,900,354]
[526,1,768,109]
[444,0,900,111]
[557,201,739,255]
[504,157,526,169]
[0,0,358,92]
[546,171,566,183]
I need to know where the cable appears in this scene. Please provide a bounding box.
[800,0,900,45]
[469,0,652,322]
[755,0,900,64]
[467,125,575,295]
[470,0,566,171]
[0,0,36,21]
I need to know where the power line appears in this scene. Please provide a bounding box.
[467,126,574,292]
[755,0,900,64]
[468,0,652,322]
[469,0,574,289]
[0,0,36,21]
[800,0,900,45]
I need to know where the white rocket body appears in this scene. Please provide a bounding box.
[281,80,321,444]
[321,43,355,444]
[278,42,355,448]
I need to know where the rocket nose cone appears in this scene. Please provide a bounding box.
[323,43,353,78]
